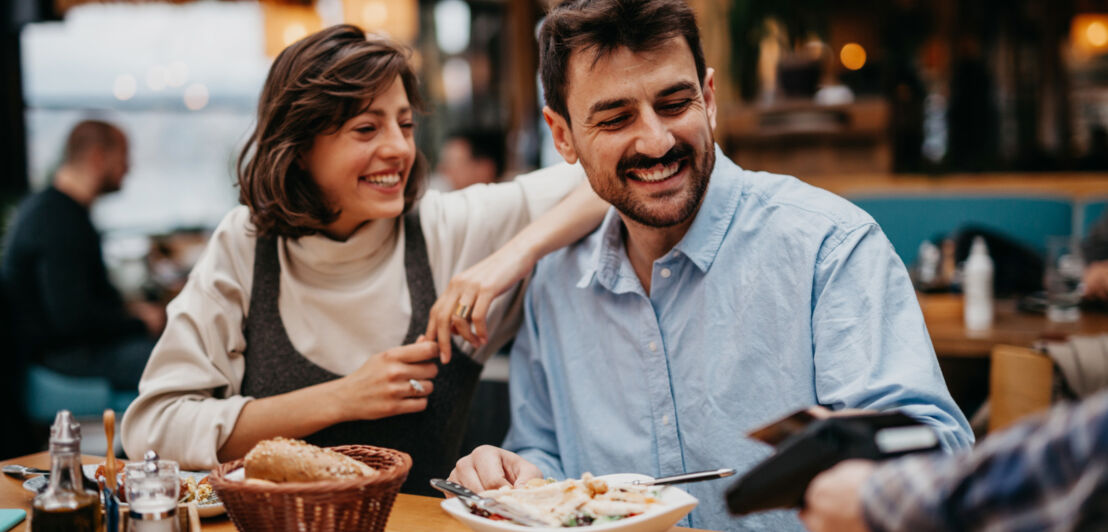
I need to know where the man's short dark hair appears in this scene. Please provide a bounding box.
[64,120,124,164]
[447,128,506,177]
[538,0,707,125]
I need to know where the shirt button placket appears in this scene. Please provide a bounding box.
[646,333,681,476]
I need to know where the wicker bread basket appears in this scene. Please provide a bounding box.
[209,445,412,532]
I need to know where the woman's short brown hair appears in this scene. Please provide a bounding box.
[238,24,427,238]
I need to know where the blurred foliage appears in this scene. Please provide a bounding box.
[729,0,830,101]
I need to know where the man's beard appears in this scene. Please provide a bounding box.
[585,139,715,228]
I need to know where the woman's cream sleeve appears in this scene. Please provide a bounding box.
[120,207,255,470]
[419,163,586,361]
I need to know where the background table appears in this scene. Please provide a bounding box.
[1,452,710,531]
[919,293,1108,417]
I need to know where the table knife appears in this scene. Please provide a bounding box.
[430,478,547,527]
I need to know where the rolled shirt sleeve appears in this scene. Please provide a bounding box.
[811,223,974,452]
[121,209,254,469]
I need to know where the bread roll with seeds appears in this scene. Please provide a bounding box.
[244,437,377,482]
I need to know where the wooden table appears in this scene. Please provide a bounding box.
[1,453,709,531]
[919,293,1108,359]
[918,293,1108,416]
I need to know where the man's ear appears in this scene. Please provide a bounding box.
[703,67,718,132]
[542,106,578,165]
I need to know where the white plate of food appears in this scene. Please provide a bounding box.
[22,464,225,518]
[440,473,698,532]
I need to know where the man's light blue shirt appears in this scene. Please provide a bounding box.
[503,146,973,531]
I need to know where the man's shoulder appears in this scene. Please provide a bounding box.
[739,168,873,229]
[718,159,876,241]
[7,189,83,239]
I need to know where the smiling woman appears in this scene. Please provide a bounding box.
[120,24,607,496]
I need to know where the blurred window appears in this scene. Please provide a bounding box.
[21,2,269,235]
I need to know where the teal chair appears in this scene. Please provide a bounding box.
[23,365,137,424]
[847,194,1073,266]
[1079,199,1108,238]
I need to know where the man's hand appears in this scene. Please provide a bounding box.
[1084,261,1108,301]
[798,460,876,532]
[448,445,544,492]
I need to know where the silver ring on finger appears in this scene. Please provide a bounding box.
[408,378,426,395]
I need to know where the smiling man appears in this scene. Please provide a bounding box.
[449,1,972,530]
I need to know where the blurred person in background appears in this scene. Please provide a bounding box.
[1,119,164,392]
[436,128,507,190]
[449,0,970,529]
[800,390,1108,532]
[1082,207,1108,301]
[120,25,607,495]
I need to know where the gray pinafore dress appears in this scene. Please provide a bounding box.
[239,213,482,496]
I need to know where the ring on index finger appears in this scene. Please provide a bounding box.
[454,302,472,320]
[408,378,425,395]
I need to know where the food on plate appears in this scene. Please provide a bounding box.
[92,465,217,505]
[179,475,217,504]
[477,473,662,527]
[244,437,377,483]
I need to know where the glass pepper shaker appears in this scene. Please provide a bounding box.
[124,451,180,532]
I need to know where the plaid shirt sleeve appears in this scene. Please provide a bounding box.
[860,390,1108,532]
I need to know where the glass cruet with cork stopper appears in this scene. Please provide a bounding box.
[31,409,103,532]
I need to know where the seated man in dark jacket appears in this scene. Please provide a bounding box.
[2,119,163,390]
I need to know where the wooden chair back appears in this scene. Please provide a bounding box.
[989,344,1053,433]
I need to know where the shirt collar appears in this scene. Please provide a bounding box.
[671,144,742,272]
[578,144,743,292]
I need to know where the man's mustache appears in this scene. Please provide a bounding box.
[617,144,693,176]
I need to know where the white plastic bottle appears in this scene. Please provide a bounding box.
[963,236,994,331]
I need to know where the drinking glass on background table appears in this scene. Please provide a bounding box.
[124,458,180,532]
[1045,236,1085,323]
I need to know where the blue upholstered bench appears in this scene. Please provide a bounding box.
[23,365,137,425]
[1079,198,1108,237]
[847,194,1074,265]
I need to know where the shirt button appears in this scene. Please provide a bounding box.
[660,268,672,278]
[648,341,658,352]
[662,414,671,425]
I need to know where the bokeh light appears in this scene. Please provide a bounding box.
[840,43,867,71]
[1087,21,1108,48]
[184,83,209,110]
[113,74,137,100]
[282,22,307,47]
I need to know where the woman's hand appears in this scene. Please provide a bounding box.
[426,244,536,363]
[217,337,440,461]
[332,337,440,421]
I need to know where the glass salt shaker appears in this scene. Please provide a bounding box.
[124,451,180,532]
